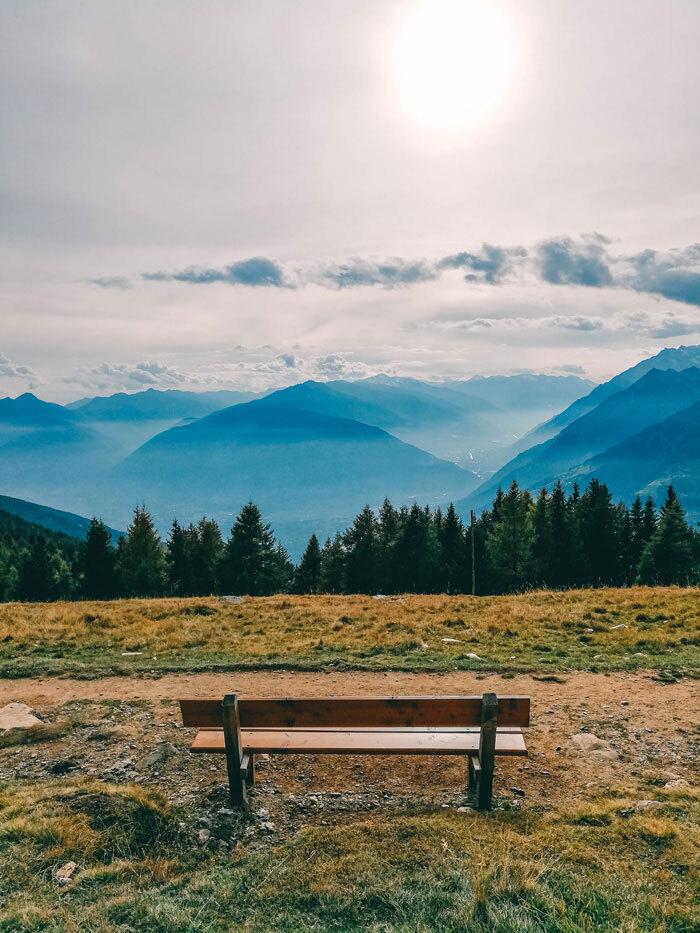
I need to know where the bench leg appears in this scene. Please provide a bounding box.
[222,694,247,809]
[470,692,498,811]
[241,752,255,789]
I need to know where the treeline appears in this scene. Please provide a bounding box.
[1,479,698,602]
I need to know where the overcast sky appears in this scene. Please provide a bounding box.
[1,0,699,401]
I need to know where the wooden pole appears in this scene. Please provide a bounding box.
[476,692,498,810]
[222,693,247,808]
[470,510,476,596]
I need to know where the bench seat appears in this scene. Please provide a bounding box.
[191,726,528,756]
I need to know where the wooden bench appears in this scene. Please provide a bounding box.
[179,692,530,811]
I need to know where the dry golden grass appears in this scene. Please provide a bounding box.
[1,777,697,931]
[1,587,698,677]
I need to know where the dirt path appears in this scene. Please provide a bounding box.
[1,671,697,808]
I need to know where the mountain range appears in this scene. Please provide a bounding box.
[0,350,698,556]
[460,345,700,521]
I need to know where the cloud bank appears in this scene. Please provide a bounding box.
[135,237,700,307]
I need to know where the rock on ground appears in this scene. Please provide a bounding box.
[0,703,43,733]
[571,732,619,761]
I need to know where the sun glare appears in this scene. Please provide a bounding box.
[390,0,516,136]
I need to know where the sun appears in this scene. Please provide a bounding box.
[390,0,517,136]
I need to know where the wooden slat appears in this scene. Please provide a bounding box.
[179,696,530,729]
[190,727,528,756]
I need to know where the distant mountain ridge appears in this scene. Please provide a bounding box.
[0,494,122,542]
[112,399,474,556]
[518,344,700,451]
[459,356,700,522]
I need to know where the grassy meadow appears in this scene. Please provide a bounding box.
[1,586,698,678]
[0,777,698,931]
[1,587,698,930]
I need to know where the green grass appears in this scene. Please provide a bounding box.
[1,588,698,678]
[0,778,697,931]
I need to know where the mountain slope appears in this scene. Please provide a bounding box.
[520,344,700,450]
[568,400,700,519]
[0,494,122,542]
[463,366,700,511]
[70,387,259,455]
[0,393,113,504]
[112,399,474,556]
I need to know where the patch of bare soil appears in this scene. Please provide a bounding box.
[1,671,697,852]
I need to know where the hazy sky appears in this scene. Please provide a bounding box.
[1,0,699,401]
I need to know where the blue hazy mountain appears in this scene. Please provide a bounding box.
[0,393,113,505]
[255,374,593,472]
[0,493,122,542]
[68,387,259,454]
[112,400,474,556]
[461,365,700,516]
[566,400,700,520]
[517,344,700,451]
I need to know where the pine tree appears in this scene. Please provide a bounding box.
[116,506,167,597]
[394,503,441,593]
[629,495,645,576]
[17,538,55,601]
[166,520,193,596]
[577,479,618,585]
[192,518,224,595]
[642,496,657,544]
[344,505,378,593]
[221,503,289,595]
[637,486,694,585]
[615,502,633,585]
[51,550,76,600]
[82,518,116,599]
[295,534,322,594]
[531,488,551,587]
[439,503,464,593]
[376,499,400,594]
[485,481,534,593]
[548,481,573,588]
[319,534,346,593]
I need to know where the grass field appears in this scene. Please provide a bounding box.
[1,588,698,930]
[1,778,698,931]
[1,587,698,678]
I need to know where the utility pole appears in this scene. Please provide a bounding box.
[470,510,476,596]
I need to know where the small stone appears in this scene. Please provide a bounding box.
[256,807,270,819]
[197,828,211,844]
[441,637,462,644]
[50,759,80,775]
[465,653,483,661]
[55,861,77,886]
[456,806,474,813]
[260,821,276,833]
[634,800,663,812]
[664,779,689,790]
[510,787,526,797]
[571,733,618,760]
[143,741,178,768]
[620,700,630,706]
[0,703,43,733]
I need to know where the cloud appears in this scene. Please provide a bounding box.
[0,352,38,382]
[65,359,201,393]
[89,276,133,289]
[438,243,526,283]
[143,257,289,288]
[554,363,588,375]
[128,237,700,309]
[536,236,613,287]
[626,244,700,306]
[316,258,436,289]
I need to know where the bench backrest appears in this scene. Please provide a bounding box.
[179,695,530,729]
